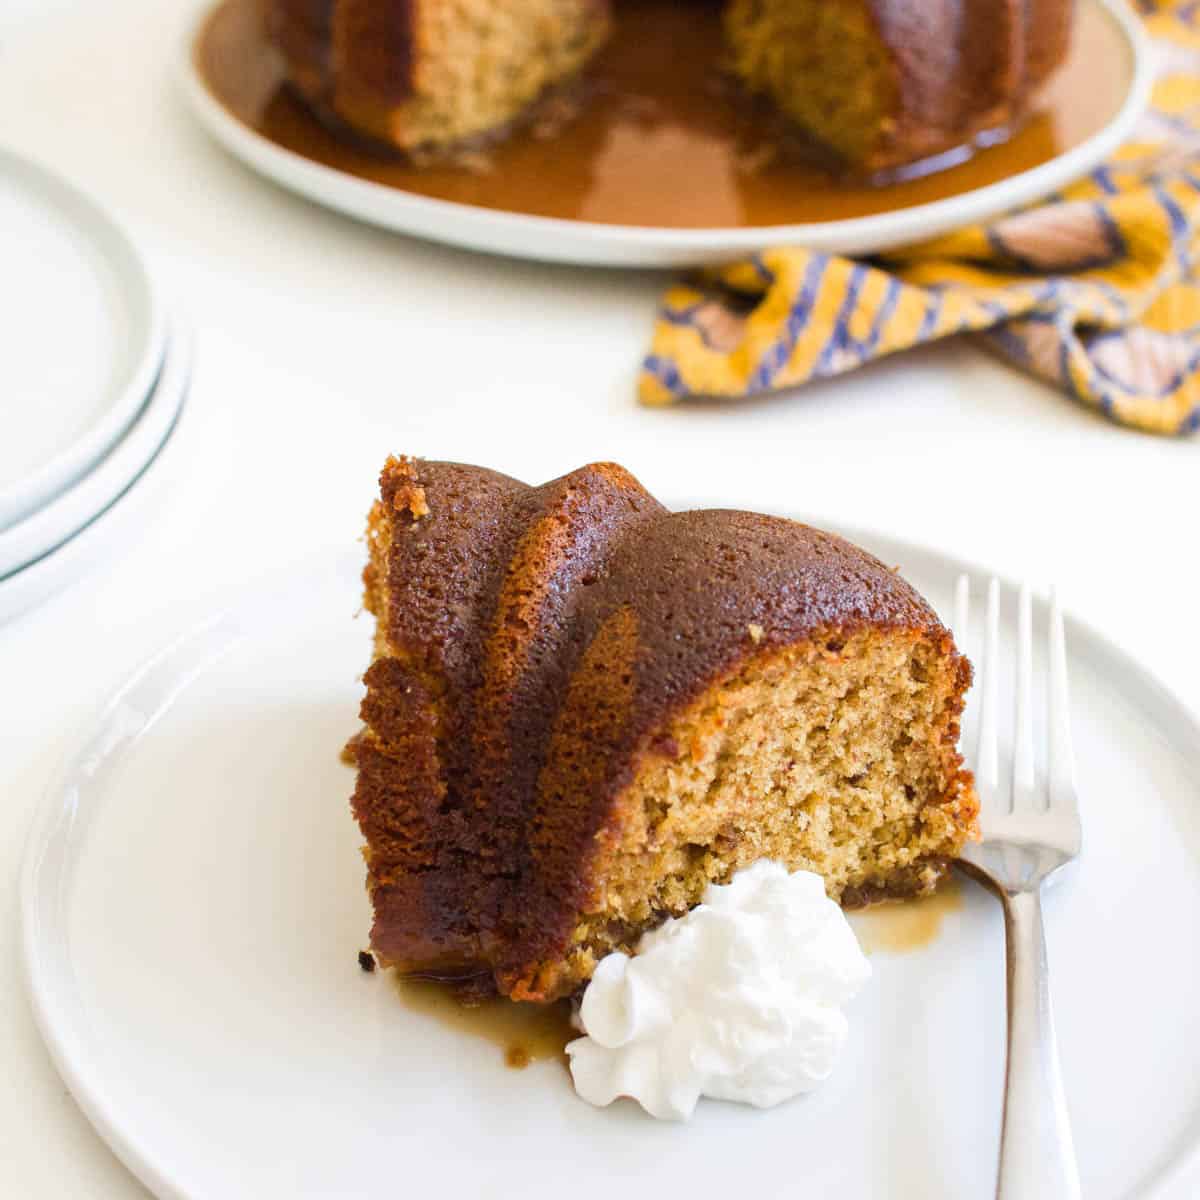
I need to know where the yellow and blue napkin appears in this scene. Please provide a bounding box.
[640,0,1200,435]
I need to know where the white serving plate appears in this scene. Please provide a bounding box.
[0,329,190,626]
[179,0,1152,268]
[0,322,187,579]
[21,521,1200,1200]
[0,148,166,530]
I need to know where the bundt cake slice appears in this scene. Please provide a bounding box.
[723,0,1074,173]
[349,457,977,1002]
[267,0,611,153]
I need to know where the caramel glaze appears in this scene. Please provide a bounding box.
[384,882,962,1071]
[196,0,1129,230]
[851,876,966,954]
[394,975,575,1069]
[387,879,961,1069]
[390,882,963,1068]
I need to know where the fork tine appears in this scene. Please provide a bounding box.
[954,574,969,645]
[1012,582,1037,808]
[952,575,979,773]
[1047,586,1076,806]
[976,578,1001,795]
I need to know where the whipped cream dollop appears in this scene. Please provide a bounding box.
[566,861,871,1121]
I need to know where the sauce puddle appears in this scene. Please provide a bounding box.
[851,877,965,955]
[373,879,961,1070]
[196,0,1131,230]
[393,975,576,1070]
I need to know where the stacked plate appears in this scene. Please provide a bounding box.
[0,148,189,625]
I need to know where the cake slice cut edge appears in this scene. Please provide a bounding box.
[509,619,976,1000]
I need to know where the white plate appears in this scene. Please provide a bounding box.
[0,329,190,626]
[179,0,1152,268]
[0,323,187,579]
[0,149,166,530]
[20,520,1200,1199]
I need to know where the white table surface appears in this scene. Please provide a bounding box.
[2,2,1198,1196]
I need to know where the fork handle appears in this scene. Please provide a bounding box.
[996,888,1081,1200]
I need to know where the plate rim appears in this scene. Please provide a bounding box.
[0,321,187,580]
[0,327,191,625]
[178,0,1153,267]
[0,148,168,528]
[19,515,1200,1200]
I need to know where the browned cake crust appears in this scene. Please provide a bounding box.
[350,457,976,1001]
[267,0,416,104]
[863,0,1075,171]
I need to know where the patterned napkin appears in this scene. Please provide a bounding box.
[640,0,1200,435]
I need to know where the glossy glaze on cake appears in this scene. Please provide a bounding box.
[349,457,977,1001]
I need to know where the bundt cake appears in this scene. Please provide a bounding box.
[348,456,977,1002]
[267,0,1074,173]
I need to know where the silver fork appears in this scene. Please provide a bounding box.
[954,576,1082,1200]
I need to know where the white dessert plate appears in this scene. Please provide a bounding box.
[0,328,190,626]
[0,322,186,579]
[0,148,166,530]
[179,0,1151,267]
[20,520,1200,1199]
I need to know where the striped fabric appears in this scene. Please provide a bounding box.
[640,0,1200,435]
